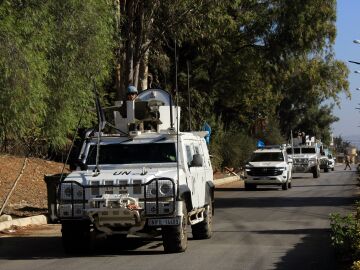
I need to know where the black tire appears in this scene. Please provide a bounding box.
[324,167,329,173]
[332,168,334,171]
[61,221,92,254]
[192,203,213,240]
[162,201,188,253]
[282,181,288,190]
[288,181,292,189]
[312,165,320,178]
[245,183,256,190]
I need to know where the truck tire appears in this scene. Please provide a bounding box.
[324,167,329,173]
[282,181,288,190]
[245,183,256,190]
[61,221,91,254]
[288,181,292,189]
[162,201,188,253]
[312,165,320,178]
[192,203,213,240]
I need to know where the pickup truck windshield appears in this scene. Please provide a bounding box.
[86,143,177,165]
[251,152,284,162]
[287,148,300,154]
[302,148,316,154]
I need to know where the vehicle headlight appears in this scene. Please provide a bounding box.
[64,187,72,197]
[60,183,83,200]
[159,183,172,196]
[60,184,72,200]
[146,179,174,198]
[309,159,316,165]
[149,187,157,196]
[278,167,286,171]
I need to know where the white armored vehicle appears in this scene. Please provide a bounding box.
[287,143,321,178]
[52,89,214,253]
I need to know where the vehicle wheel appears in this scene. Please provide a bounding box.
[245,183,256,190]
[312,166,320,178]
[282,181,288,190]
[332,168,334,171]
[288,181,292,189]
[162,201,188,253]
[61,221,92,254]
[192,203,213,240]
[324,167,329,173]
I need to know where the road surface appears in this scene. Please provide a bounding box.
[0,165,358,270]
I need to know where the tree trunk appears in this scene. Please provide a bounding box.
[114,0,122,100]
[124,0,135,93]
[139,49,149,90]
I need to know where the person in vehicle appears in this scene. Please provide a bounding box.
[120,85,138,117]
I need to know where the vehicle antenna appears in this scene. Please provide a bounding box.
[187,60,191,131]
[291,130,294,156]
[175,40,180,200]
[93,81,105,176]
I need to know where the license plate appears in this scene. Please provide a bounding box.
[148,217,180,226]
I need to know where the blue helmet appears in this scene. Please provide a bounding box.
[127,85,138,94]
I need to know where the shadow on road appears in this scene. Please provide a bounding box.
[215,195,356,208]
[252,228,338,270]
[0,236,164,259]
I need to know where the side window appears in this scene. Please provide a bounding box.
[185,145,193,165]
[194,146,200,155]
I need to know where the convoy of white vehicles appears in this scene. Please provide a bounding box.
[45,90,337,254]
[49,89,214,253]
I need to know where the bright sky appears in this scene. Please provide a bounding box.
[332,0,360,138]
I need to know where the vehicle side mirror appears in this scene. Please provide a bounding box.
[74,159,88,171]
[190,154,203,167]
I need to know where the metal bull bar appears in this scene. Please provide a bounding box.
[56,178,176,220]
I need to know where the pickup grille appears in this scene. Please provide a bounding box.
[294,158,308,165]
[247,167,283,176]
[320,159,328,165]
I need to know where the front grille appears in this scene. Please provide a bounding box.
[320,159,328,165]
[57,178,176,219]
[294,158,308,165]
[247,167,283,176]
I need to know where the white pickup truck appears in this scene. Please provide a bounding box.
[245,146,293,190]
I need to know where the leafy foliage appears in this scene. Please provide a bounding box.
[330,202,360,262]
[0,0,350,167]
[0,1,114,154]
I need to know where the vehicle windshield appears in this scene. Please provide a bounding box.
[287,148,300,154]
[86,143,177,165]
[250,152,284,162]
[302,148,316,154]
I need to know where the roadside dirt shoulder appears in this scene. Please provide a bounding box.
[0,155,67,217]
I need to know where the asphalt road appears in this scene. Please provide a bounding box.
[0,165,358,270]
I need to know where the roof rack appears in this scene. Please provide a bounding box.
[257,144,286,150]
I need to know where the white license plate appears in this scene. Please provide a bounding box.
[148,217,180,226]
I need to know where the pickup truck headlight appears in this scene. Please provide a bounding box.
[278,167,286,171]
[309,159,316,165]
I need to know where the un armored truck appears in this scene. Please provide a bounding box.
[48,89,214,253]
[287,145,321,178]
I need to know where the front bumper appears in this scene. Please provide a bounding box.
[245,167,288,184]
[56,178,178,232]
